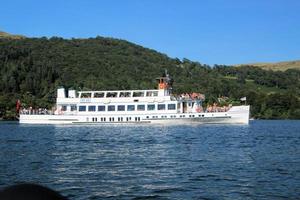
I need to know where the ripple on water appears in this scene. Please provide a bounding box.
[0,120,300,199]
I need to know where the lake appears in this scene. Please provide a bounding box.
[0,120,299,199]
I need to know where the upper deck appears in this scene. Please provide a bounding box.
[55,71,203,105]
[57,88,173,104]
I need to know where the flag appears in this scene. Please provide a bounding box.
[16,99,21,112]
[240,97,247,101]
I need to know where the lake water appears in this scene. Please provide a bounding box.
[0,120,299,199]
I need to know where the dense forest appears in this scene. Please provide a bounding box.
[0,36,299,119]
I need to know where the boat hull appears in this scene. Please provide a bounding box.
[19,106,250,125]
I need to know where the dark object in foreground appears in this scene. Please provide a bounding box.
[0,183,68,200]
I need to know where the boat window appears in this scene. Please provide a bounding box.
[109,117,114,122]
[117,105,125,111]
[137,105,145,111]
[98,105,105,111]
[133,91,144,97]
[70,105,77,111]
[146,91,158,97]
[108,105,115,111]
[106,92,118,98]
[79,106,86,112]
[168,104,176,110]
[119,92,131,97]
[81,93,92,98]
[94,92,105,98]
[127,105,135,111]
[158,104,166,110]
[147,104,155,111]
[88,106,96,112]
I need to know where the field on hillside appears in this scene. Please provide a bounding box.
[237,60,300,71]
[0,31,25,39]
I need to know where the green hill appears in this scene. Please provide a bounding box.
[237,60,300,71]
[0,35,299,119]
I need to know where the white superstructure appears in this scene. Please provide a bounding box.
[19,73,250,125]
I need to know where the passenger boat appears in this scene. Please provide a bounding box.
[19,72,250,124]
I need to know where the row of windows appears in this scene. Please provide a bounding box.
[78,104,176,112]
[90,116,141,122]
[80,91,159,98]
[90,114,207,122]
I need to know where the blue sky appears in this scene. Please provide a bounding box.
[1,0,300,65]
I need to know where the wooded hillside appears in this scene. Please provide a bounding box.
[0,36,299,119]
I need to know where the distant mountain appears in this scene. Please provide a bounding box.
[237,60,300,71]
[0,30,25,39]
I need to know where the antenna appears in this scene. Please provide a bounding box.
[164,69,170,81]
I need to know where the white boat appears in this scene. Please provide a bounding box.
[19,73,250,125]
